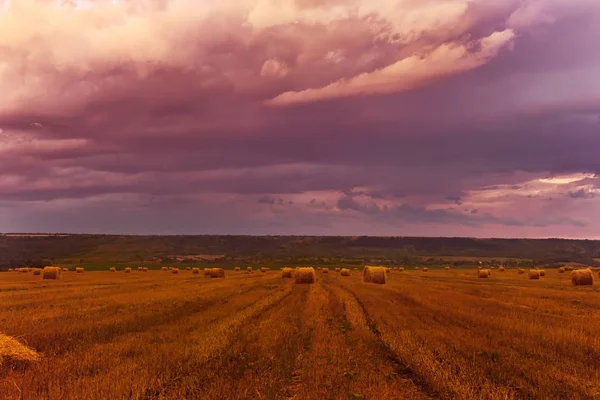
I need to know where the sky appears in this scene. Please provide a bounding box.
[1,0,600,237]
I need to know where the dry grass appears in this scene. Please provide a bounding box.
[294,267,315,284]
[2,268,600,399]
[363,266,386,284]
[0,333,40,365]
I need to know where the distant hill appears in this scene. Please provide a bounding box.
[1,234,600,269]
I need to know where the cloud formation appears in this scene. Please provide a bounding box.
[1,0,600,237]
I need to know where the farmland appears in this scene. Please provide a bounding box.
[2,267,600,400]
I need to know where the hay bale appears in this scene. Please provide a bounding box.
[518,268,525,274]
[398,267,404,272]
[20,268,28,273]
[341,268,350,276]
[260,267,268,273]
[281,268,293,278]
[354,268,359,271]
[558,267,565,273]
[42,266,61,280]
[32,269,41,276]
[125,268,132,273]
[143,267,148,272]
[0,333,40,365]
[168,267,172,270]
[75,267,84,274]
[539,270,546,277]
[192,267,200,274]
[322,268,329,274]
[386,268,392,273]
[335,268,340,272]
[414,267,420,270]
[363,266,386,284]
[528,269,540,280]
[295,267,316,284]
[185,267,191,271]
[210,268,225,278]
[444,266,450,270]
[247,267,253,273]
[109,267,116,272]
[478,269,490,278]
[499,266,505,272]
[571,268,594,286]
[7,268,13,272]
[162,267,168,271]
[138,267,143,271]
[62,268,69,272]
[204,268,211,276]
[234,267,240,272]
[564,266,574,272]
[172,268,179,274]
[422,268,428,272]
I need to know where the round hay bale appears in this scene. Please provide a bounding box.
[340,268,350,276]
[558,267,565,273]
[143,267,148,272]
[260,267,268,273]
[422,268,428,272]
[110,267,116,272]
[210,268,225,278]
[539,270,546,277]
[528,269,540,280]
[571,268,594,286]
[172,268,179,274]
[444,266,450,270]
[168,267,172,270]
[185,267,191,271]
[204,268,211,276]
[321,268,329,274]
[161,267,168,271]
[354,268,358,271]
[281,268,293,278]
[363,266,386,284]
[247,267,253,273]
[398,267,404,272]
[335,268,340,272]
[499,266,505,272]
[42,266,61,280]
[7,268,13,272]
[295,267,316,284]
[565,266,574,272]
[478,269,490,278]
[0,333,40,364]
[32,269,41,276]
[138,267,144,271]
[414,267,420,270]
[76,267,84,274]
[62,268,69,272]
[192,267,200,274]
[125,268,132,273]
[234,267,240,272]
[518,268,525,274]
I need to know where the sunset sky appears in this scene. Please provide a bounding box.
[1,0,599,237]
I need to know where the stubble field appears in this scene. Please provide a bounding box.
[1,268,600,400]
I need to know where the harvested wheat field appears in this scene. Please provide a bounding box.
[1,268,599,400]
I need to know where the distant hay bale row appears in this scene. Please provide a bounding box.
[210,268,225,278]
[295,267,315,284]
[341,268,350,276]
[478,269,490,278]
[0,333,40,365]
[363,266,386,284]
[571,268,594,286]
[281,268,293,278]
[42,266,61,280]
